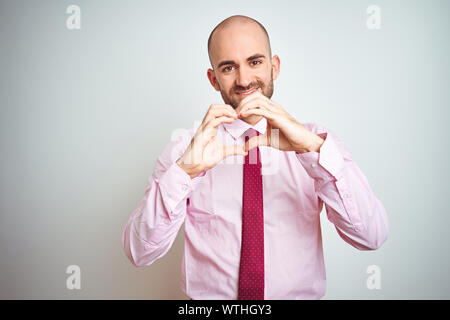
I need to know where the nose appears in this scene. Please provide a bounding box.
[235,64,253,89]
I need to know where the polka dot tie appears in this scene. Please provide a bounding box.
[238,128,265,300]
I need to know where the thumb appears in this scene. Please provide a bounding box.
[223,144,248,158]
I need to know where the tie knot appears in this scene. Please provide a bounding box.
[245,128,259,142]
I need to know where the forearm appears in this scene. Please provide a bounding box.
[317,161,389,250]
[296,126,388,250]
[296,133,324,154]
[122,163,191,267]
[176,159,203,179]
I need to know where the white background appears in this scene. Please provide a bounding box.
[0,0,449,299]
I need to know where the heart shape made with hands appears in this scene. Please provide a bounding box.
[236,91,324,154]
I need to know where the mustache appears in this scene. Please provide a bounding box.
[234,81,264,93]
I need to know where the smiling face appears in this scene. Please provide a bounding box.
[207,17,280,109]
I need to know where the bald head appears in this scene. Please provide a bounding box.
[207,15,272,67]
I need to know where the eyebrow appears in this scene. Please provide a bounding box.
[217,53,266,69]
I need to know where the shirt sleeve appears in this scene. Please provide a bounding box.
[295,123,389,250]
[121,128,205,267]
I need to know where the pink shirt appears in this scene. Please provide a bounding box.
[122,117,389,299]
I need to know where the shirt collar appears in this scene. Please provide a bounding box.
[222,116,267,140]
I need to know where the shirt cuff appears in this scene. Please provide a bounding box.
[295,132,345,182]
[157,162,205,220]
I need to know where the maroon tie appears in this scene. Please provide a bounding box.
[238,128,265,300]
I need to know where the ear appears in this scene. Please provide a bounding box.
[271,55,281,81]
[207,68,221,91]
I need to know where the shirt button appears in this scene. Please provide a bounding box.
[311,163,317,168]
[182,184,188,191]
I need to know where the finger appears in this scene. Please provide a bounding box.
[206,115,236,130]
[245,133,269,151]
[205,105,237,122]
[212,105,237,117]
[213,103,236,112]
[238,98,274,117]
[198,115,236,147]
[223,144,248,158]
[205,109,237,125]
[236,91,265,110]
[236,92,270,113]
[239,107,273,120]
[236,96,262,114]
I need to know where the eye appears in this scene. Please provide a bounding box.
[222,66,234,72]
[251,60,262,66]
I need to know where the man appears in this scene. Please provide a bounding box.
[122,15,388,300]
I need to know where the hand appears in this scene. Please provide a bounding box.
[176,104,248,178]
[236,92,324,153]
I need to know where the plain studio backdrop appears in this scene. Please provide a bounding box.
[0,0,449,299]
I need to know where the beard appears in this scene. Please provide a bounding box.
[218,69,274,109]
